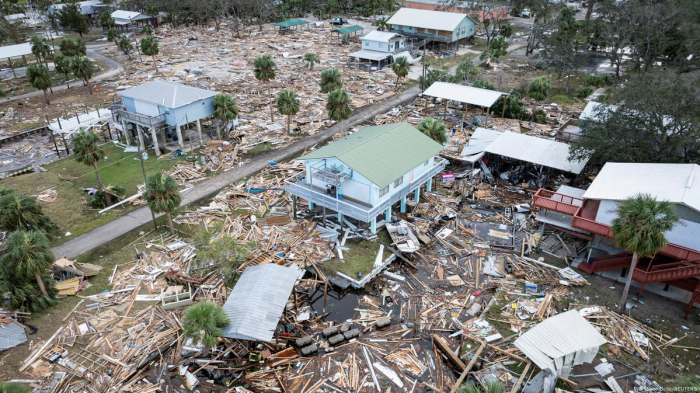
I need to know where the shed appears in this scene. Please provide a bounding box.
[484,131,589,174]
[515,310,606,393]
[423,82,508,112]
[220,264,302,343]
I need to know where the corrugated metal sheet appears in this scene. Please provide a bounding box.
[0,43,34,59]
[348,50,391,61]
[484,131,589,174]
[460,127,502,157]
[515,310,606,392]
[220,264,302,343]
[0,321,27,351]
[424,82,507,108]
[582,163,700,214]
[362,31,400,43]
[387,8,473,31]
[300,122,443,188]
[118,81,218,109]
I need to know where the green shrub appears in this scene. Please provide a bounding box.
[577,86,593,98]
[531,109,547,123]
[528,77,551,101]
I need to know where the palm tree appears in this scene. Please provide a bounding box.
[27,64,52,105]
[118,36,134,59]
[140,36,159,74]
[320,68,342,93]
[374,17,390,31]
[71,55,94,95]
[277,90,300,133]
[212,93,239,140]
[54,55,71,88]
[0,192,57,234]
[144,173,181,235]
[183,302,230,348]
[30,35,51,68]
[391,57,410,85]
[417,117,447,144]
[1,231,54,297]
[612,194,679,313]
[254,55,276,122]
[303,52,320,70]
[107,28,120,46]
[72,130,111,206]
[59,38,79,57]
[326,88,352,135]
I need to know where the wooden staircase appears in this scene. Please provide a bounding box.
[578,253,632,274]
[633,259,700,283]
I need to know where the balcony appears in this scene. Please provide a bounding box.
[533,189,582,216]
[285,159,447,223]
[112,103,166,129]
[309,162,352,186]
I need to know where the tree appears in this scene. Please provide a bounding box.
[0,192,57,234]
[493,89,526,119]
[144,173,181,235]
[326,89,352,135]
[417,117,447,144]
[593,1,633,78]
[30,35,51,68]
[391,56,410,85]
[527,76,550,101]
[72,130,111,206]
[140,36,159,74]
[27,64,52,105]
[479,36,508,64]
[374,17,390,31]
[611,194,678,313]
[276,90,300,133]
[303,52,320,70]
[473,79,495,90]
[541,7,581,92]
[253,55,276,121]
[59,38,85,57]
[71,55,94,95]
[58,3,89,37]
[107,28,120,46]
[570,75,700,167]
[54,55,71,88]
[142,25,153,35]
[100,9,115,28]
[455,59,478,84]
[512,0,560,55]
[118,36,134,59]
[320,68,342,93]
[212,93,239,140]
[182,302,230,348]
[1,231,54,297]
[465,1,511,47]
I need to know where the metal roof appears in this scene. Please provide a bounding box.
[300,122,444,188]
[117,81,218,109]
[484,131,589,174]
[348,49,391,61]
[0,43,35,59]
[424,82,507,108]
[220,264,301,343]
[361,30,400,42]
[332,25,364,34]
[275,19,309,27]
[0,321,28,351]
[111,10,151,22]
[387,8,474,32]
[460,127,502,157]
[515,310,606,391]
[583,163,700,214]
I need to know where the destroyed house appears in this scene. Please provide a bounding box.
[48,0,104,16]
[387,8,476,44]
[285,122,447,233]
[534,163,700,317]
[114,81,218,154]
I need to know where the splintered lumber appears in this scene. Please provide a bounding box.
[450,343,485,393]
[510,362,532,393]
[432,334,466,371]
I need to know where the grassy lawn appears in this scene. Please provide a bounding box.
[323,229,392,278]
[1,59,107,101]
[0,142,182,242]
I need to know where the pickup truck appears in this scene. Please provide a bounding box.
[331,17,348,25]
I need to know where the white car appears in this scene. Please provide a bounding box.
[519,9,532,17]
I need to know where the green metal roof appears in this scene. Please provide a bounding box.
[301,122,444,188]
[332,25,364,34]
[275,19,309,27]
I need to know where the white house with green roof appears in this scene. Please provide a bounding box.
[284,122,447,233]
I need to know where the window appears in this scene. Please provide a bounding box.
[364,42,369,46]
[379,185,389,197]
[394,177,403,187]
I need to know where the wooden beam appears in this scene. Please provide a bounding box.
[450,343,485,393]
[432,334,466,371]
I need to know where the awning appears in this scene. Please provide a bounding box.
[484,131,589,174]
[332,24,364,34]
[349,49,391,62]
[275,19,309,28]
[0,42,36,59]
[423,81,508,108]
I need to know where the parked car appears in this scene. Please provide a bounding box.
[519,9,532,17]
[331,17,348,25]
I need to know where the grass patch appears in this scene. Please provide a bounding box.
[243,142,274,156]
[323,229,391,278]
[0,142,182,241]
[470,38,489,52]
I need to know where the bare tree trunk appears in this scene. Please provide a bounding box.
[93,162,112,205]
[287,114,291,133]
[43,89,50,105]
[167,212,175,235]
[618,252,638,313]
[215,118,221,140]
[268,84,274,122]
[153,56,158,74]
[86,79,93,95]
[35,271,49,297]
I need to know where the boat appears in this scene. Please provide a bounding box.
[385,220,420,253]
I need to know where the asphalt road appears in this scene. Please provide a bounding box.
[51,85,422,259]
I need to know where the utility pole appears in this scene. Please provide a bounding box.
[134,124,158,230]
